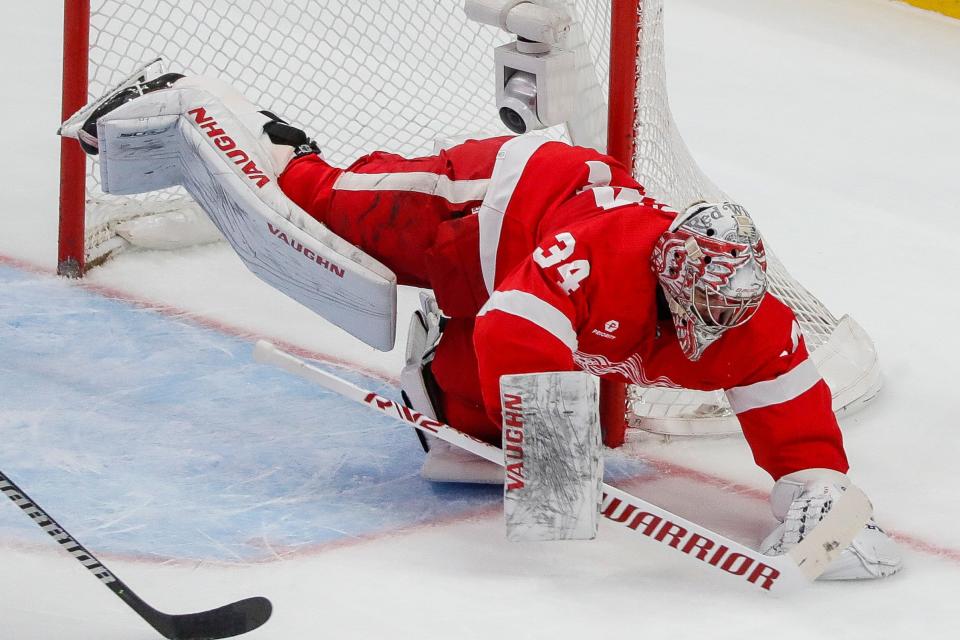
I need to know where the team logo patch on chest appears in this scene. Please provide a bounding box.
[591,319,620,340]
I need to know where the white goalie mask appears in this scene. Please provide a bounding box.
[651,201,768,360]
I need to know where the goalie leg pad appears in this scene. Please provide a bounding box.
[173,75,304,174]
[95,87,398,350]
[501,371,603,541]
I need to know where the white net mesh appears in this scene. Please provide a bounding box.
[81,0,612,264]
[624,0,875,433]
[76,0,876,434]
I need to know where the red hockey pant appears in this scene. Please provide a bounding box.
[279,139,509,439]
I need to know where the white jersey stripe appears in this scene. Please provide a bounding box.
[585,160,612,187]
[725,358,822,414]
[478,135,551,294]
[478,290,578,352]
[333,171,490,204]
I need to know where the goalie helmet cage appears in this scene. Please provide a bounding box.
[57,0,881,440]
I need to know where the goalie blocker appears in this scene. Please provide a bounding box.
[501,372,603,542]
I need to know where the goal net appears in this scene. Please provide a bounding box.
[58,0,880,439]
[61,0,611,269]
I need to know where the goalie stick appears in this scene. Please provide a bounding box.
[0,470,272,640]
[253,340,873,594]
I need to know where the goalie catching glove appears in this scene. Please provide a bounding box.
[761,468,902,580]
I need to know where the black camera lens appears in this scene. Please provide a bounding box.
[499,107,527,134]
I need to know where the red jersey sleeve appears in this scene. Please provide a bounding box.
[646,295,849,480]
[473,236,590,427]
[720,298,849,480]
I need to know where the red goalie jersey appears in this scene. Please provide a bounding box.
[279,136,847,480]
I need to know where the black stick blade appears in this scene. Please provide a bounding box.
[145,596,273,640]
[1,470,272,640]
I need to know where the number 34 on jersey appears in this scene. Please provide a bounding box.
[533,232,591,295]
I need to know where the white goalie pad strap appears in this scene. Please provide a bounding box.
[501,371,602,541]
[96,88,398,350]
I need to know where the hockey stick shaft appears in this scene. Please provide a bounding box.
[0,471,124,586]
[254,340,871,593]
[0,470,271,639]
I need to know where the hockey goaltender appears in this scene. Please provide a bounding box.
[60,67,901,583]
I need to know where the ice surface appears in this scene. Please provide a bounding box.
[2,0,960,638]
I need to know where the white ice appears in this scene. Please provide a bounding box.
[2,0,959,638]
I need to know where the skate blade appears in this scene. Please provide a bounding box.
[58,57,166,138]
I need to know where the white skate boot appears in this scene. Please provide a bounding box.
[59,58,184,155]
[760,468,903,580]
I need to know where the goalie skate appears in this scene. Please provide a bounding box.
[59,58,183,154]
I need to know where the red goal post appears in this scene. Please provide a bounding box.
[59,0,90,279]
[56,0,880,441]
[600,0,645,446]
